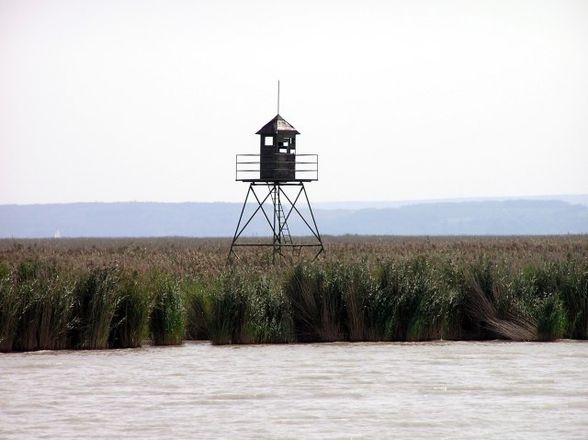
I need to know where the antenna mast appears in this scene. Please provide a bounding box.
[277,80,280,114]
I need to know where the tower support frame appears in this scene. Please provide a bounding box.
[228,181,324,263]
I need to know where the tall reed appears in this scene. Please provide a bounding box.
[9,260,75,351]
[344,264,375,341]
[283,265,322,342]
[372,258,452,341]
[109,272,149,348]
[184,279,209,340]
[69,267,121,349]
[149,275,185,345]
[556,261,588,339]
[245,276,293,343]
[206,272,249,344]
[0,263,19,352]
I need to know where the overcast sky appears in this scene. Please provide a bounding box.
[1,0,587,204]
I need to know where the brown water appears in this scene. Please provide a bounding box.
[1,341,587,439]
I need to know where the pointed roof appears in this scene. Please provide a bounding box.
[256,114,300,135]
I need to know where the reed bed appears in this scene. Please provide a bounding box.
[0,236,587,352]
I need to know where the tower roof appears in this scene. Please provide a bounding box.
[256,114,300,135]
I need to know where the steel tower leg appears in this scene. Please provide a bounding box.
[228,183,252,262]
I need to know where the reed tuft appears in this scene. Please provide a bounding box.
[149,275,185,346]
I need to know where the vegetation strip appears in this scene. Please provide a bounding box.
[1,237,587,351]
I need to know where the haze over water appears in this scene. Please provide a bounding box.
[1,341,587,439]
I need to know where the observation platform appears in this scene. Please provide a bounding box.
[235,154,318,182]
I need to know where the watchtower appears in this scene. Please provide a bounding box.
[229,93,324,263]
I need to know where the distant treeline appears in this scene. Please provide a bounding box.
[1,255,587,352]
[2,199,588,237]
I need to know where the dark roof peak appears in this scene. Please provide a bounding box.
[256,114,300,135]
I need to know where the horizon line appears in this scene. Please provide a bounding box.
[1,193,587,207]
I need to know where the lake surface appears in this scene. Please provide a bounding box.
[1,341,587,439]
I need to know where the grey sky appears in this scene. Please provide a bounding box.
[1,0,587,204]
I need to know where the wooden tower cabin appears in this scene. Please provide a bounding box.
[257,115,299,181]
[229,102,324,263]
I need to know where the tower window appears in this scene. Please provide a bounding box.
[264,136,274,146]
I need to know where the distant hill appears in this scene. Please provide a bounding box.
[1,199,587,238]
[315,194,588,210]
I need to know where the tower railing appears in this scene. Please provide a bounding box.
[235,153,318,182]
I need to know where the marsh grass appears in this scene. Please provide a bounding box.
[149,275,185,346]
[245,276,293,343]
[204,273,294,344]
[5,261,75,351]
[281,257,586,344]
[378,259,437,341]
[0,263,19,352]
[70,267,121,349]
[109,272,149,348]
[283,264,348,342]
[536,295,566,341]
[206,273,249,344]
[344,264,376,341]
[284,265,322,342]
[370,258,466,341]
[184,279,209,341]
[1,237,587,351]
[460,260,536,341]
[556,262,588,339]
[512,261,588,340]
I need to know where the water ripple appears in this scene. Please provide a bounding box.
[1,341,588,439]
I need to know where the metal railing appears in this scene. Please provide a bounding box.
[236,153,319,181]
